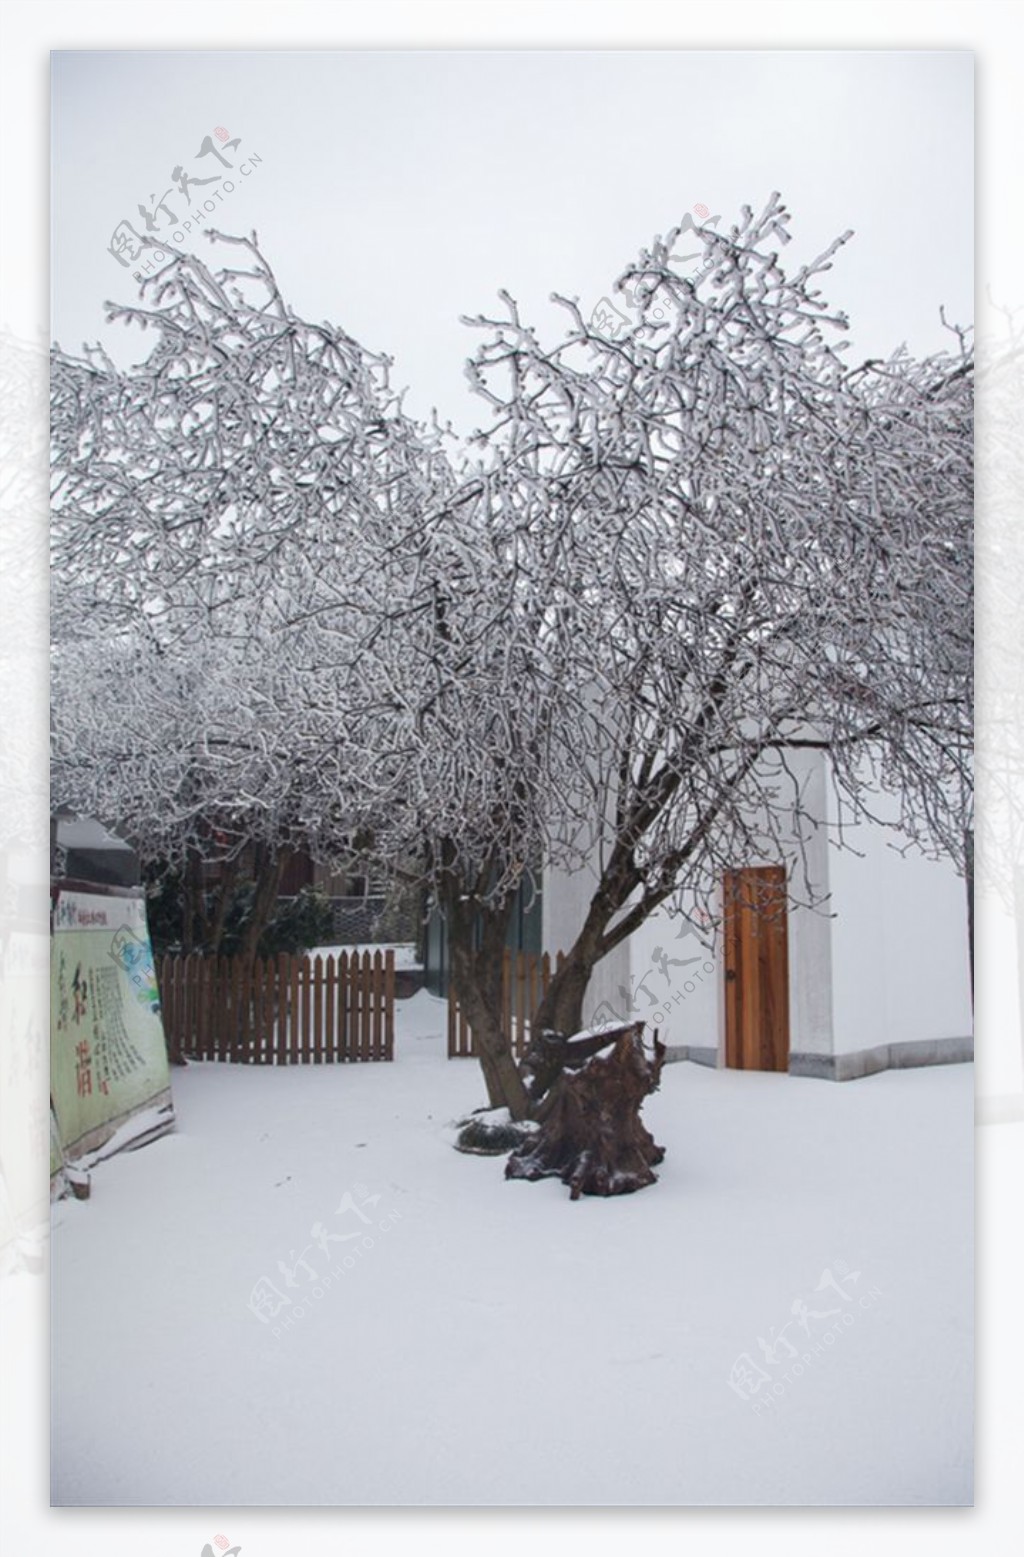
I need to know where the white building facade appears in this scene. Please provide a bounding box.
[543,747,973,1081]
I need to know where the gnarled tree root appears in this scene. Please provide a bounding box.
[506,1022,666,1199]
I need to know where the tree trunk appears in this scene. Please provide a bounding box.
[182,849,207,955]
[506,1023,666,1198]
[238,844,286,964]
[443,881,532,1121]
[229,845,286,1054]
[528,846,638,1049]
[449,931,532,1121]
[529,939,599,1055]
[206,852,241,958]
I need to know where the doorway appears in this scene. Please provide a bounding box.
[723,865,790,1071]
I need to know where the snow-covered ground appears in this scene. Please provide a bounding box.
[51,990,973,1507]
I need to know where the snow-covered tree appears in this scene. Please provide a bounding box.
[289,195,972,1128]
[451,194,973,1066]
[50,233,451,952]
[51,203,973,1156]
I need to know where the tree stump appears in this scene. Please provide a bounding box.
[506,1022,666,1199]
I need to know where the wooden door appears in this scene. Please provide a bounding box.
[723,866,790,1071]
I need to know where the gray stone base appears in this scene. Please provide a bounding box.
[662,1044,719,1069]
[664,1037,974,1081]
[789,1037,974,1082]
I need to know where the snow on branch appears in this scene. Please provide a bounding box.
[51,202,973,930]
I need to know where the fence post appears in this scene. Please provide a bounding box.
[202,952,213,1060]
[222,957,232,1063]
[229,956,244,1064]
[218,955,232,1062]
[156,956,170,1060]
[190,955,201,1060]
[263,955,275,1064]
[312,955,324,1064]
[183,953,196,1059]
[284,954,297,1064]
[372,950,384,1060]
[272,952,285,1064]
[384,949,395,1060]
[359,952,373,1060]
[209,956,220,1061]
[339,951,351,1061]
[246,957,260,1065]
[297,953,306,1063]
[325,953,336,1063]
[201,956,211,1061]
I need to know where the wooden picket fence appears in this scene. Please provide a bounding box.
[157,950,395,1064]
[448,949,565,1059]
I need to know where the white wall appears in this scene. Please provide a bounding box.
[824,774,973,1055]
[782,750,836,1060]
[592,747,837,1060]
[548,746,972,1065]
[541,855,631,1031]
[626,898,720,1054]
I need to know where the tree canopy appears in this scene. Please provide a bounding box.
[51,196,973,1115]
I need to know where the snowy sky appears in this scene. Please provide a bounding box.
[51,49,973,432]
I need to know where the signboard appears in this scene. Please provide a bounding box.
[50,887,174,1161]
[50,1105,68,1199]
